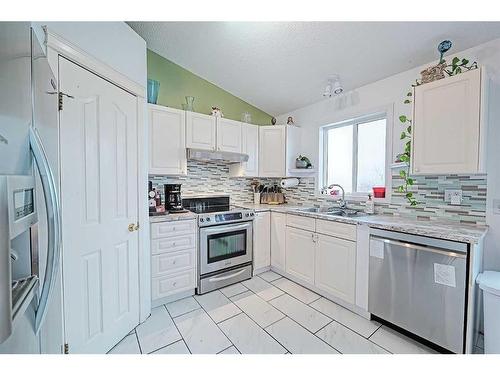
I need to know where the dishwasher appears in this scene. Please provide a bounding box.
[368,228,468,353]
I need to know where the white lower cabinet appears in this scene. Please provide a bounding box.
[315,234,356,304]
[253,211,271,272]
[152,271,196,301]
[150,219,197,303]
[285,226,315,284]
[271,213,358,306]
[270,212,286,272]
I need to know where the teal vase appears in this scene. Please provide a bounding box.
[147,79,160,104]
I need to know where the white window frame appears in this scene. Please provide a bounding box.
[318,106,393,203]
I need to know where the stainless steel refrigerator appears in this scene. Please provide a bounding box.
[0,22,63,354]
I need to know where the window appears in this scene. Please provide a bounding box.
[322,114,387,196]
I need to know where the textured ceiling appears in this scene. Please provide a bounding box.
[129,22,500,115]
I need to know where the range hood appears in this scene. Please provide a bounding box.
[187,148,249,164]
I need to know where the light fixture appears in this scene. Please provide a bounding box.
[323,75,343,97]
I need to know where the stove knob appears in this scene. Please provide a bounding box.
[250,212,254,217]
[206,217,211,222]
[245,213,249,217]
[200,218,204,222]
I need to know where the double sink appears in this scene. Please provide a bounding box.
[292,206,361,217]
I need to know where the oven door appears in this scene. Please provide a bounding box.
[199,221,253,275]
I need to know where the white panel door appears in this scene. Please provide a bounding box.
[217,118,242,153]
[148,104,187,175]
[59,57,139,354]
[285,227,315,284]
[270,212,286,272]
[412,68,482,175]
[315,234,356,304]
[259,126,286,177]
[186,112,216,150]
[253,211,271,272]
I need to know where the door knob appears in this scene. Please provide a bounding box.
[128,223,139,232]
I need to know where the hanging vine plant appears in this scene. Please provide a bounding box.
[396,97,417,206]
[396,41,477,206]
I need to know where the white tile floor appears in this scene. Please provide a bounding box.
[108,272,480,354]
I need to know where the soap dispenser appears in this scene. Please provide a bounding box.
[365,194,375,214]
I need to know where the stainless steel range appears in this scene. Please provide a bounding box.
[183,196,254,294]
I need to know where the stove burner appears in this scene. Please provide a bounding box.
[182,196,254,227]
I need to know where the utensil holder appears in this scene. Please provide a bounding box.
[254,193,261,204]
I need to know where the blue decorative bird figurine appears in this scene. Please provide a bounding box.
[438,40,452,63]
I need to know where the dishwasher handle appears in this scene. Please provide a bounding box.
[371,236,467,259]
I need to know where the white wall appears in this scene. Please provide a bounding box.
[32,22,147,88]
[276,38,500,270]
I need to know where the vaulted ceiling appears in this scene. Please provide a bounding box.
[129,22,500,115]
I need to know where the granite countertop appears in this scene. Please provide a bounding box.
[149,211,198,223]
[234,203,488,244]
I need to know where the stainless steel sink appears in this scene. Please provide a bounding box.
[293,207,331,213]
[293,207,360,217]
[325,209,360,217]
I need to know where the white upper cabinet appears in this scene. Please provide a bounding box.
[148,104,187,176]
[259,125,301,177]
[186,111,217,151]
[259,126,286,177]
[229,123,259,177]
[242,124,259,175]
[411,68,486,175]
[217,117,242,153]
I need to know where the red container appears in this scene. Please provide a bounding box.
[372,187,386,198]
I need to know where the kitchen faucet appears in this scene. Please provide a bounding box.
[321,183,347,209]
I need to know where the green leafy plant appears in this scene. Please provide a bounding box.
[445,57,477,76]
[396,56,477,206]
[397,101,418,206]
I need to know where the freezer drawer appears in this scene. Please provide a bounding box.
[368,229,467,353]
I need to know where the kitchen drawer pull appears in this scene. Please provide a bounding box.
[208,269,246,283]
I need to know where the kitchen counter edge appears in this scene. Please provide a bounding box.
[234,203,488,244]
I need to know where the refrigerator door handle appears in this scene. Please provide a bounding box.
[29,127,61,334]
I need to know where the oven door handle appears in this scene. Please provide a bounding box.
[201,222,252,235]
[208,269,247,283]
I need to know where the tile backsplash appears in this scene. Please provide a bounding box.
[149,160,257,204]
[150,160,487,225]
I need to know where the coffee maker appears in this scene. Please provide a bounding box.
[164,184,185,213]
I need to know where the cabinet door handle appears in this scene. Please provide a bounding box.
[128,223,135,232]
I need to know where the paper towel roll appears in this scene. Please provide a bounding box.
[280,178,300,188]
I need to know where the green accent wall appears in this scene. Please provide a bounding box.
[147,49,273,125]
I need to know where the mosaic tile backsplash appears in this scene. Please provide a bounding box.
[150,160,487,225]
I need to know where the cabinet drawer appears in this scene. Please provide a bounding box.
[152,270,195,300]
[151,220,196,239]
[151,234,196,255]
[316,219,356,241]
[152,250,195,277]
[286,214,315,231]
